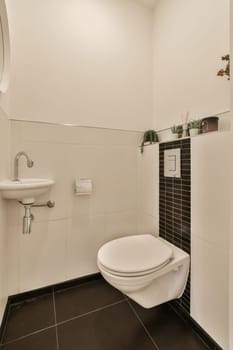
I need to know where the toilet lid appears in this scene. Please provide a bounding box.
[98,235,173,274]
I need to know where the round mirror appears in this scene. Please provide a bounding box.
[0,0,10,92]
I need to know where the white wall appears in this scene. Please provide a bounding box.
[137,144,159,235]
[153,0,230,130]
[152,1,231,347]
[7,120,159,294]
[229,0,233,346]
[191,132,231,349]
[0,17,4,80]
[2,0,154,131]
[229,133,233,349]
[0,108,9,324]
[0,4,231,349]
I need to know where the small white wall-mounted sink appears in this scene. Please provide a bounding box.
[0,178,55,204]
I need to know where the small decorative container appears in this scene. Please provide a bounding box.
[170,125,179,140]
[140,130,158,153]
[188,119,201,137]
[189,128,199,137]
[170,133,179,140]
[201,116,219,133]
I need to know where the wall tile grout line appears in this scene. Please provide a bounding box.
[127,300,160,350]
[52,288,60,350]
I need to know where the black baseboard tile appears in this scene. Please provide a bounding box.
[0,273,102,343]
[53,272,102,292]
[1,273,223,350]
[169,301,223,350]
[9,286,54,305]
[9,273,102,305]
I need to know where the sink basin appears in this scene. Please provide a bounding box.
[0,178,55,204]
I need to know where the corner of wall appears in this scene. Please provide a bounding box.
[0,106,10,325]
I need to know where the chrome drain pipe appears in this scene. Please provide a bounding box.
[22,205,33,234]
[19,200,55,234]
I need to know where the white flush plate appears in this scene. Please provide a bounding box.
[164,148,181,178]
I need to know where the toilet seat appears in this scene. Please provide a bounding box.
[98,259,171,277]
[97,235,173,277]
[98,235,190,308]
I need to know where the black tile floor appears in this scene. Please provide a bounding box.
[0,279,210,350]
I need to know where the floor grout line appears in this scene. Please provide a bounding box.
[127,300,160,350]
[56,299,127,326]
[2,325,56,346]
[2,298,127,346]
[52,288,60,350]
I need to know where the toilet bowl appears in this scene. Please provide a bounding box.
[97,234,190,308]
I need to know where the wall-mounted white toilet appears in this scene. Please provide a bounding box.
[97,234,190,308]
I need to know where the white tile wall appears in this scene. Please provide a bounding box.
[67,215,105,280]
[191,132,231,349]
[20,219,68,292]
[191,235,228,347]
[2,117,230,350]
[0,109,9,323]
[137,144,159,235]
[7,120,159,294]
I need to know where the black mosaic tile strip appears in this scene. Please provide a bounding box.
[159,139,191,314]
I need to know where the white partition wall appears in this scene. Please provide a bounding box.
[152,0,230,130]
[229,1,233,346]
[0,108,9,324]
[191,132,231,349]
[229,132,233,350]
[137,144,159,235]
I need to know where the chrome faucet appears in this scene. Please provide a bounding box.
[13,151,34,182]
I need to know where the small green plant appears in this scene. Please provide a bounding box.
[171,125,179,134]
[140,130,158,153]
[188,119,201,129]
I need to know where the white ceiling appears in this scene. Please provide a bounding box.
[135,0,157,9]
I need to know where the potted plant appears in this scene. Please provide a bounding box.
[188,119,201,137]
[170,125,179,140]
[140,130,158,153]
